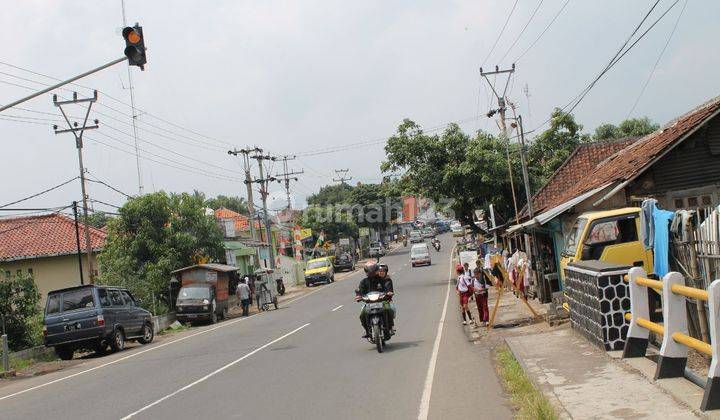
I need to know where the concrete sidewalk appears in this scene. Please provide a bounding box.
[505,327,704,419]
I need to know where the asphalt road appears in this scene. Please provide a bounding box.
[0,234,510,419]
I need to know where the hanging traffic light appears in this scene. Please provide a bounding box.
[122,24,147,70]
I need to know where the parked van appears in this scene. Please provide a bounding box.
[559,207,654,280]
[44,285,154,360]
[410,243,432,267]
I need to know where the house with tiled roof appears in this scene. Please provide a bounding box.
[507,95,720,300]
[0,213,106,304]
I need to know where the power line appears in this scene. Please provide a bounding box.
[514,0,571,62]
[480,0,519,69]
[85,173,135,199]
[626,0,688,118]
[0,177,79,209]
[497,0,544,64]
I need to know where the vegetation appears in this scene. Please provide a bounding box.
[86,211,112,229]
[98,191,224,313]
[496,345,557,420]
[0,273,41,351]
[593,117,659,141]
[203,194,249,215]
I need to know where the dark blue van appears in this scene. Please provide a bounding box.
[43,285,154,360]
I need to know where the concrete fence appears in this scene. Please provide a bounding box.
[623,266,720,411]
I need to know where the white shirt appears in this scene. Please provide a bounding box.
[237,283,250,300]
[456,274,472,293]
[473,277,488,293]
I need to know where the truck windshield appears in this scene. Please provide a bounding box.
[563,218,588,257]
[179,287,210,299]
[307,260,328,269]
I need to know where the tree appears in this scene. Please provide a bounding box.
[300,205,358,241]
[98,192,224,313]
[204,194,249,215]
[307,183,354,206]
[593,117,658,140]
[528,108,590,189]
[0,273,40,350]
[349,183,401,231]
[87,211,111,229]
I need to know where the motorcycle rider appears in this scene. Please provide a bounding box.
[356,260,395,338]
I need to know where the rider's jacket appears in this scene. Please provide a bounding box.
[357,275,394,296]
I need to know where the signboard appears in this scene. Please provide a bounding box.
[459,251,479,271]
[402,196,418,222]
[339,238,350,246]
[258,247,270,261]
[299,228,313,240]
[359,227,370,237]
[205,271,218,282]
[225,250,237,267]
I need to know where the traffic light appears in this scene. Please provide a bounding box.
[122,24,147,70]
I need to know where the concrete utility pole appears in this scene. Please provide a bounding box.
[480,64,520,223]
[275,155,304,209]
[228,147,262,265]
[333,169,352,184]
[252,152,278,269]
[53,91,100,283]
[512,115,534,218]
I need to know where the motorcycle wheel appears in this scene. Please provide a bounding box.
[372,324,383,353]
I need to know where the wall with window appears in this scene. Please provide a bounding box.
[0,253,95,306]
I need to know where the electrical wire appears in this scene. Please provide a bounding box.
[480,0,520,69]
[514,0,571,62]
[0,177,79,209]
[85,173,135,199]
[497,0,544,64]
[626,0,688,118]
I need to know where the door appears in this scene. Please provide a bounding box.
[120,290,142,335]
[108,289,129,332]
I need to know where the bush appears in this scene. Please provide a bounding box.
[0,273,41,351]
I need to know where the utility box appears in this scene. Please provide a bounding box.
[565,260,631,351]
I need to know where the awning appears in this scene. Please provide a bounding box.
[506,183,611,234]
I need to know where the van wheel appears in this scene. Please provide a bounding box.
[138,323,154,345]
[55,345,74,361]
[110,329,125,352]
[94,341,108,355]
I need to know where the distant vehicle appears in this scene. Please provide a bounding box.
[305,257,335,286]
[451,224,464,237]
[334,252,356,271]
[421,227,435,238]
[409,230,423,243]
[44,285,154,360]
[369,242,385,258]
[176,283,227,325]
[410,243,432,267]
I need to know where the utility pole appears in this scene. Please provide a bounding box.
[228,147,262,266]
[481,64,520,223]
[251,152,278,269]
[333,169,352,184]
[511,115,534,218]
[72,201,84,286]
[121,0,143,195]
[53,91,100,282]
[275,155,304,209]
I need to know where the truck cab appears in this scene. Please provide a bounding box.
[560,207,654,280]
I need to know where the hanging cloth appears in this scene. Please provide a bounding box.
[640,198,658,250]
[652,205,675,277]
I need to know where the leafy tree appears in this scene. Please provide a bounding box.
[204,194,249,215]
[307,183,354,206]
[300,205,358,241]
[349,183,401,231]
[593,117,658,140]
[98,191,224,313]
[528,108,590,189]
[0,273,40,350]
[86,211,111,229]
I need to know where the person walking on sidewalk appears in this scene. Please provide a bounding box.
[456,265,475,326]
[472,267,490,326]
[237,279,251,317]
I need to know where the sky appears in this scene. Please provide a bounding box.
[0,0,718,216]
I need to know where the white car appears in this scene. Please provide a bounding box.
[410,243,432,267]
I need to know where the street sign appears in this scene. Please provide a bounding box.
[339,238,350,246]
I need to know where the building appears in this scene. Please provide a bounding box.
[0,213,106,304]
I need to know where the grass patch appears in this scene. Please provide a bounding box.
[496,345,557,420]
[8,351,57,371]
[158,324,191,335]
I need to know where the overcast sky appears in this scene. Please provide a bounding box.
[1,0,718,215]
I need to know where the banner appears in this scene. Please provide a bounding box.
[402,196,418,222]
[299,228,313,240]
[459,251,479,271]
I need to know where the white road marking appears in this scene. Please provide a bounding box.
[121,323,310,419]
[331,305,344,312]
[417,245,455,420]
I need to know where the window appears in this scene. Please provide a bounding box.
[46,294,61,315]
[563,218,588,256]
[109,290,124,306]
[62,289,95,312]
[120,290,135,307]
[27,268,33,276]
[585,221,619,245]
[98,289,111,307]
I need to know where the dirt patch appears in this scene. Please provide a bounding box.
[686,348,711,377]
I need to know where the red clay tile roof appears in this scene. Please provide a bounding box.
[0,213,107,262]
[524,137,640,217]
[546,95,720,214]
[214,207,251,230]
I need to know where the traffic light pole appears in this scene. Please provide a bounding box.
[0,56,126,113]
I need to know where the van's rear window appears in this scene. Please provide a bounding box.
[46,294,61,315]
[62,289,95,312]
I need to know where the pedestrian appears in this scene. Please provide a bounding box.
[455,265,474,326]
[462,262,472,277]
[237,279,251,317]
[472,267,490,326]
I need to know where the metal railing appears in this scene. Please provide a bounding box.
[622,267,720,411]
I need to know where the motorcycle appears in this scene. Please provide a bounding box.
[432,239,441,252]
[276,277,286,296]
[403,239,407,247]
[356,289,393,353]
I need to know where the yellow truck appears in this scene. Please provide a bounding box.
[559,207,654,280]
